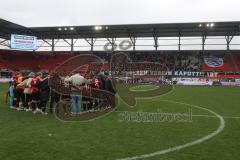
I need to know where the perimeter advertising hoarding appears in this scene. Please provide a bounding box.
[11,34,37,50]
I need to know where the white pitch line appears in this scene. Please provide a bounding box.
[193,114,240,119]
[116,100,225,160]
[115,111,240,120]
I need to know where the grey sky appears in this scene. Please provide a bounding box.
[0,0,239,27]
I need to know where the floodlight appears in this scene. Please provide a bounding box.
[94,26,103,31]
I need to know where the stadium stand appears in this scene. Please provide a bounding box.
[0,50,239,73]
[0,50,72,71]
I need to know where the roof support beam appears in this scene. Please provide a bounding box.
[202,34,207,54]
[0,43,9,47]
[178,33,181,52]
[42,39,52,46]
[51,39,54,52]
[107,37,116,52]
[62,39,74,52]
[63,39,71,46]
[71,38,74,52]
[84,38,96,52]
[152,28,158,51]
[91,38,94,52]
[129,36,136,51]
[0,39,10,48]
[225,34,234,51]
[0,39,8,44]
[127,28,137,51]
[154,36,158,51]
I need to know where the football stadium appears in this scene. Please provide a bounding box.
[0,0,240,160]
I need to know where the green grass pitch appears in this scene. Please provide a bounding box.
[0,83,240,160]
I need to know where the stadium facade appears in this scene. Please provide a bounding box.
[0,18,240,85]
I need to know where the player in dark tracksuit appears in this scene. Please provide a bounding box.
[39,78,50,115]
[31,75,40,112]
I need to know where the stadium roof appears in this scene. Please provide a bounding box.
[0,18,240,40]
[0,19,34,39]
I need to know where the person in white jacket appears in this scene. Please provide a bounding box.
[64,73,91,114]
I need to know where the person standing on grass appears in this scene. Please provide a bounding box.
[24,72,35,111]
[64,72,89,114]
[9,81,15,109]
[30,73,41,113]
[49,89,60,114]
[104,72,116,94]
[31,72,49,114]
[98,72,106,90]
[103,72,116,108]
[14,72,25,110]
[39,75,50,115]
